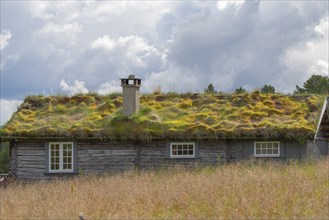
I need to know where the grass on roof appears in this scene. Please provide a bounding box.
[0,92,325,141]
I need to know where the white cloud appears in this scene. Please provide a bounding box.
[85,35,163,82]
[217,0,245,11]
[91,35,115,50]
[0,1,328,99]
[34,22,83,46]
[60,79,89,95]
[275,15,329,92]
[91,35,161,67]
[309,60,329,76]
[0,99,22,126]
[0,30,12,50]
[0,54,20,71]
[97,80,122,95]
[40,22,83,34]
[26,1,78,21]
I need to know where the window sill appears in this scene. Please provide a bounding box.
[250,156,285,159]
[44,172,77,175]
[170,156,196,159]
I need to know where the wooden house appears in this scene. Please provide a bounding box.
[1,76,328,180]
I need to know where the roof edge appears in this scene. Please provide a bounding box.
[314,96,329,141]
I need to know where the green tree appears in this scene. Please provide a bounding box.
[235,87,247,94]
[294,75,329,94]
[204,83,217,94]
[261,84,276,94]
[0,142,10,173]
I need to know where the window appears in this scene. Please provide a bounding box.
[254,141,280,157]
[49,142,73,172]
[170,142,195,158]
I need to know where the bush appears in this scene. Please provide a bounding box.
[0,142,10,173]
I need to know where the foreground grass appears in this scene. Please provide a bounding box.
[1,159,328,219]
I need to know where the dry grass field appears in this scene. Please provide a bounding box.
[1,159,328,219]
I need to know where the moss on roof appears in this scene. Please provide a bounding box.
[0,92,325,141]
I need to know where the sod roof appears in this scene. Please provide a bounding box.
[0,92,326,141]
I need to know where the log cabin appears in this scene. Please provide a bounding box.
[1,75,328,180]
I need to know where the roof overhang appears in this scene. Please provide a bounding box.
[314,96,329,141]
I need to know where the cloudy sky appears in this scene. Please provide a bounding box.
[0,0,328,125]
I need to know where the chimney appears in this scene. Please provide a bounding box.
[121,75,141,116]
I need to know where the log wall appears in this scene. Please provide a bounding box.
[12,141,46,180]
[78,142,136,173]
[10,140,231,180]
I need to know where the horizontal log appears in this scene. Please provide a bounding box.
[78,150,136,156]
[16,170,45,175]
[17,161,44,166]
[77,156,135,161]
[17,152,45,156]
[17,155,44,161]
[78,145,135,150]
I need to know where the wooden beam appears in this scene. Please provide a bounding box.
[326,97,329,119]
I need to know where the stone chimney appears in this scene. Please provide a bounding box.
[121,75,141,116]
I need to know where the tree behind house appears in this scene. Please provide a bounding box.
[235,87,247,94]
[294,74,329,94]
[204,83,217,94]
[261,84,276,94]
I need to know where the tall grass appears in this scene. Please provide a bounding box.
[1,159,328,219]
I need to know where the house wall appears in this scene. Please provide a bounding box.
[234,140,308,161]
[307,139,328,159]
[10,139,324,180]
[78,142,136,173]
[10,141,46,180]
[10,140,229,180]
[137,141,227,170]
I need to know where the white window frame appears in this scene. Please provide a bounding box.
[254,141,280,157]
[170,142,195,158]
[49,142,74,173]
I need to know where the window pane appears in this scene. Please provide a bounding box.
[255,142,280,156]
[171,143,194,157]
